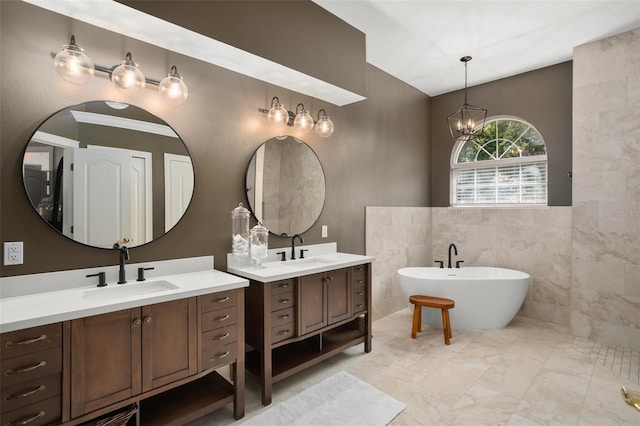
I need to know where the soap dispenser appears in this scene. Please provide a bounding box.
[250,222,269,267]
[231,203,250,266]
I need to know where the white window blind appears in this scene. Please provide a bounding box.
[453,161,547,205]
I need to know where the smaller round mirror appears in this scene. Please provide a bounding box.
[245,136,325,237]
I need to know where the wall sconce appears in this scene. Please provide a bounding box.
[259,97,335,138]
[53,35,189,105]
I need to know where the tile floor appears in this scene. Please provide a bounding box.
[190,309,640,425]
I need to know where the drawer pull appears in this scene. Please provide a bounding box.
[5,335,46,348]
[211,332,230,341]
[213,296,230,303]
[212,351,230,360]
[277,282,289,288]
[356,279,364,283]
[6,410,45,426]
[215,314,230,322]
[355,266,364,271]
[278,329,290,336]
[278,298,290,304]
[4,385,46,400]
[5,361,46,376]
[278,314,290,320]
[355,291,364,295]
[356,304,364,308]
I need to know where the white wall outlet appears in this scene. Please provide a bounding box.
[321,225,328,238]
[4,242,24,265]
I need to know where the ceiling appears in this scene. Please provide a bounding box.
[313,0,640,96]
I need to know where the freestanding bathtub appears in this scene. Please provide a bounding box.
[397,267,530,330]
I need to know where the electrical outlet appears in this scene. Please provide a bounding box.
[321,225,328,238]
[4,242,24,265]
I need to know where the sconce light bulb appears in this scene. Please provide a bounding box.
[111,53,146,93]
[267,100,289,127]
[159,67,188,106]
[294,108,314,134]
[315,110,334,138]
[54,37,94,85]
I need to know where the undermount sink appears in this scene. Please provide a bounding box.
[286,257,334,268]
[82,280,179,301]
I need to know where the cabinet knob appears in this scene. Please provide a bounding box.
[133,319,142,327]
[143,317,152,325]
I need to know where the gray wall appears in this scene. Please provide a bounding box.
[0,1,430,277]
[430,62,573,206]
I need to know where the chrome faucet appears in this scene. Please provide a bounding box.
[113,243,130,284]
[290,234,304,260]
[447,243,458,268]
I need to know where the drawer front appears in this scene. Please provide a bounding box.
[201,342,237,371]
[353,283,366,314]
[270,290,295,312]
[201,306,237,332]
[200,290,238,313]
[271,322,295,344]
[270,279,294,295]
[352,264,367,277]
[201,326,238,354]
[270,307,295,328]
[1,373,61,414]
[1,395,61,426]
[1,348,62,388]
[1,323,62,359]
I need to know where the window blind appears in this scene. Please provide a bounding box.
[453,161,547,205]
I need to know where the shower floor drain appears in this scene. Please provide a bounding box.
[571,337,640,386]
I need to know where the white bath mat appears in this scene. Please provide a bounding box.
[240,370,406,426]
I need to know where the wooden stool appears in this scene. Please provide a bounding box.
[410,295,455,345]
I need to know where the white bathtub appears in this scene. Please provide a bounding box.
[397,267,530,330]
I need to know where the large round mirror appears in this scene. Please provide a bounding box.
[22,101,194,249]
[245,136,325,237]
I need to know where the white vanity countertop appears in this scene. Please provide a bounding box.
[227,243,374,282]
[1,262,248,333]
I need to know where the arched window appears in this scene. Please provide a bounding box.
[451,117,547,205]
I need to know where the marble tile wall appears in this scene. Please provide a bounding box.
[365,207,432,320]
[571,28,640,351]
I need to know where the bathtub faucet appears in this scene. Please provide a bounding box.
[448,243,458,268]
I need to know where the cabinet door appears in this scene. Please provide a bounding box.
[142,298,197,392]
[298,272,327,335]
[327,268,351,324]
[71,309,141,418]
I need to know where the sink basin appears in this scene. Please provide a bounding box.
[82,280,179,301]
[287,257,334,268]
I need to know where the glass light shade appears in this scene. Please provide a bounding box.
[315,114,334,138]
[111,54,145,93]
[267,100,289,127]
[294,109,314,134]
[159,67,188,105]
[54,42,94,85]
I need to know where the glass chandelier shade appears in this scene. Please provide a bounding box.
[315,109,334,138]
[293,103,314,134]
[53,35,95,85]
[447,56,487,141]
[111,52,146,93]
[267,97,290,127]
[159,66,188,106]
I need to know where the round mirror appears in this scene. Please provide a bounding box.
[245,136,325,237]
[22,101,194,249]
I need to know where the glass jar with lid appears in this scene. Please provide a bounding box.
[231,203,250,265]
[250,222,269,267]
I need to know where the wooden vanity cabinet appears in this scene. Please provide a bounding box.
[1,323,65,426]
[245,263,372,405]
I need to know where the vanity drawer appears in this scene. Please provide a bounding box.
[271,322,295,344]
[201,342,237,371]
[1,395,61,426]
[200,290,238,313]
[202,326,238,351]
[1,373,61,414]
[1,348,62,388]
[201,307,237,332]
[353,283,366,314]
[1,323,62,359]
[271,279,294,295]
[271,307,295,328]
[270,290,295,312]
